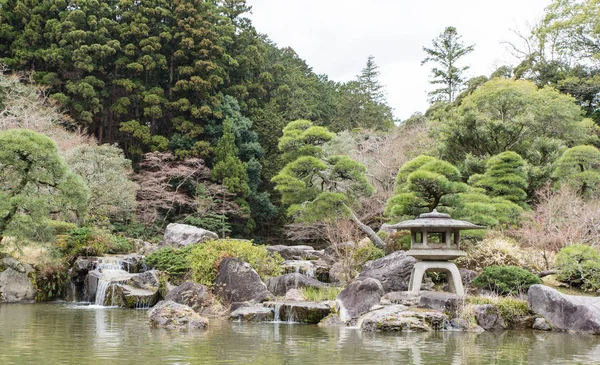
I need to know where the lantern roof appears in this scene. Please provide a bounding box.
[388,209,486,230]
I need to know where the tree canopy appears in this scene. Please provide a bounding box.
[0,129,89,242]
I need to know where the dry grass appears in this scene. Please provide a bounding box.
[511,185,600,264]
[1,237,58,267]
[457,231,547,272]
[0,74,93,152]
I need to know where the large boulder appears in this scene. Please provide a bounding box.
[214,258,273,303]
[267,245,317,260]
[528,284,600,334]
[165,281,225,316]
[266,273,325,296]
[336,278,384,322]
[0,257,36,303]
[165,282,210,310]
[474,304,507,330]
[419,292,464,318]
[162,223,218,247]
[356,251,417,293]
[148,300,208,329]
[265,301,333,324]
[381,291,421,306]
[229,305,274,322]
[359,305,448,332]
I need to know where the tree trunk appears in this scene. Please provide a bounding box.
[347,207,386,250]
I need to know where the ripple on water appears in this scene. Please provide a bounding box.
[1,304,600,365]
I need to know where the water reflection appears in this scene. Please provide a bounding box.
[1,304,600,364]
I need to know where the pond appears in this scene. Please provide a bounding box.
[1,303,599,364]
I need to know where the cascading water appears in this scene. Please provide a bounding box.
[273,303,283,323]
[287,261,315,278]
[92,257,133,306]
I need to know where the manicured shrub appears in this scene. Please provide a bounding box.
[187,239,283,286]
[473,265,542,295]
[143,245,196,281]
[555,244,600,292]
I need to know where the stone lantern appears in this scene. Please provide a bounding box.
[388,209,484,296]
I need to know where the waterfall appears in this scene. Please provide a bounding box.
[289,261,315,278]
[135,297,152,309]
[94,279,112,306]
[92,257,132,306]
[97,257,124,271]
[273,303,282,323]
[286,304,295,323]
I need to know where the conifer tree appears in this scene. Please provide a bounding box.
[553,145,600,197]
[212,118,250,198]
[0,129,89,242]
[469,151,528,206]
[422,26,474,103]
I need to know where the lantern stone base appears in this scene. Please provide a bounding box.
[408,261,464,296]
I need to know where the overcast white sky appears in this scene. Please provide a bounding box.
[246,0,552,121]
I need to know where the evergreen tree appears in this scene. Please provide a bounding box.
[331,56,395,131]
[212,118,250,198]
[384,155,468,220]
[384,155,523,227]
[469,151,528,206]
[0,129,89,242]
[553,145,600,197]
[272,120,384,248]
[422,26,474,103]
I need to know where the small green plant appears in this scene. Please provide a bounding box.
[300,286,343,301]
[143,245,197,281]
[353,243,385,265]
[555,244,600,292]
[187,239,284,286]
[473,265,541,295]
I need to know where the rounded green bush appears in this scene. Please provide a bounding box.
[473,265,541,295]
[555,244,600,292]
[143,245,196,281]
[187,239,283,286]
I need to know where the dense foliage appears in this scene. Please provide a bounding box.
[0,129,89,242]
[187,239,283,285]
[555,244,600,292]
[143,245,196,282]
[472,265,542,296]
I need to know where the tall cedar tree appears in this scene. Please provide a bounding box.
[422,26,474,103]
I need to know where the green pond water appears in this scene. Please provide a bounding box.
[1,303,600,365]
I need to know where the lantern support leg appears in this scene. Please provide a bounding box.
[408,261,464,296]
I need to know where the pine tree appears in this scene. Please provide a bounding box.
[469,151,528,206]
[0,129,89,242]
[422,26,474,103]
[553,145,600,197]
